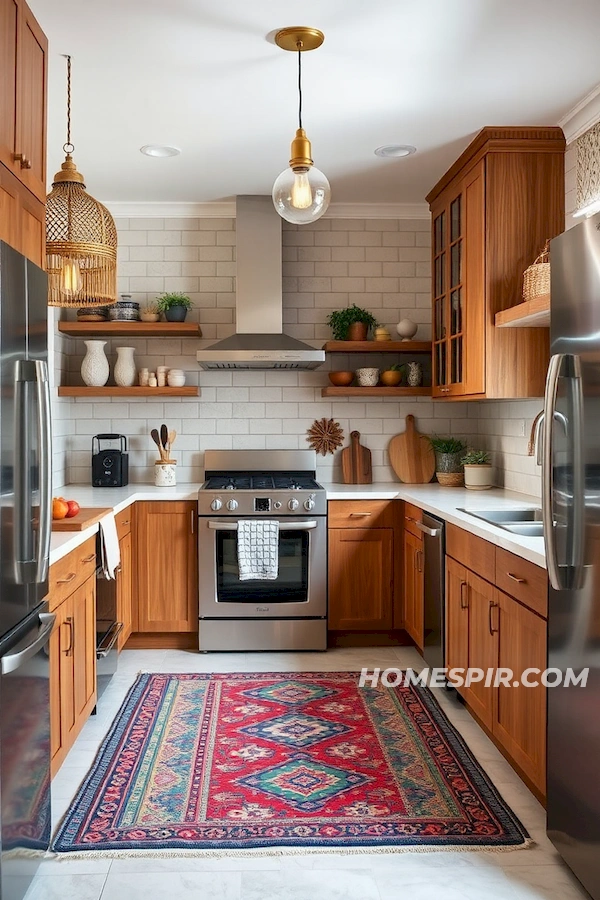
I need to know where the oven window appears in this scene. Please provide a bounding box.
[216,529,309,603]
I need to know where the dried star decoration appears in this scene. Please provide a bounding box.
[306,418,345,456]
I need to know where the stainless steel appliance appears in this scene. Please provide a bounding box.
[198,450,327,651]
[0,242,54,899]
[415,512,445,668]
[95,547,123,704]
[544,212,600,900]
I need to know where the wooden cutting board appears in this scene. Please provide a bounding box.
[341,431,372,484]
[388,415,435,484]
[52,507,112,532]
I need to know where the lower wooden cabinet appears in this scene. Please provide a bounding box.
[117,529,133,650]
[403,528,424,648]
[135,501,198,633]
[328,528,393,630]
[49,572,96,775]
[445,547,547,796]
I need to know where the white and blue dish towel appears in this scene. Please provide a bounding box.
[237,519,279,581]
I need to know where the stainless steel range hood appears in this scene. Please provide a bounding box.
[196,196,325,370]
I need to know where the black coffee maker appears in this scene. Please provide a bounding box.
[92,434,129,487]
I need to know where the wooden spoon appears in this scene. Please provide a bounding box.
[150,428,163,458]
[160,424,168,455]
[168,429,176,449]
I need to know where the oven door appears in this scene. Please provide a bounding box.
[198,516,327,619]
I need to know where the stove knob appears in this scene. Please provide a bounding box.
[273,500,282,510]
[211,498,222,511]
[226,498,238,511]
[288,498,299,511]
[304,497,315,511]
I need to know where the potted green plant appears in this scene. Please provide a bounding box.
[429,437,467,486]
[380,363,403,386]
[156,292,193,323]
[326,304,379,341]
[462,448,493,491]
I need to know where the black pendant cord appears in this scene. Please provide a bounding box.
[297,48,303,130]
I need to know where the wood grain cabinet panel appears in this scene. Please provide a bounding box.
[446,523,496,583]
[15,0,47,201]
[135,501,198,633]
[117,529,133,650]
[463,571,498,731]
[328,528,393,630]
[0,155,45,266]
[445,555,469,688]
[0,0,19,176]
[403,528,424,648]
[495,547,548,617]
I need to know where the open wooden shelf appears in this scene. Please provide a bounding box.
[58,386,199,397]
[321,386,432,397]
[323,340,431,353]
[58,321,202,338]
[494,295,550,328]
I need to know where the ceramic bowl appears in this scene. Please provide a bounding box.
[328,371,354,386]
[355,367,380,387]
[140,312,160,322]
[380,370,402,386]
[167,369,186,387]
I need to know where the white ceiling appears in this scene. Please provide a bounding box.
[31,0,600,205]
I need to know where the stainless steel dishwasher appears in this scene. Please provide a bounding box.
[415,512,445,668]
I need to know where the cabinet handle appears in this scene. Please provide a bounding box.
[439,387,450,393]
[81,553,96,564]
[489,601,499,635]
[460,581,468,609]
[349,512,372,518]
[56,572,76,585]
[416,549,423,573]
[405,516,414,522]
[191,510,195,533]
[507,572,526,584]
[13,153,31,169]
[64,616,74,655]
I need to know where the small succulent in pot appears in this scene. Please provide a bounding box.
[461,448,493,491]
[380,363,403,386]
[156,292,193,322]
[429,436,467,486]
[326,304,379,341]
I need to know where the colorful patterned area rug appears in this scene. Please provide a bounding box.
[53,672,530,855]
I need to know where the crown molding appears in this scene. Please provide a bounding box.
[559,83,600,144]
[102,200,430,220]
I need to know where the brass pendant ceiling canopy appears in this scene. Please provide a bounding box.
[46,55,117,307]
[272,27,331,225]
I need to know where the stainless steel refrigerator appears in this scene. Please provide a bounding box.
[0,241,54,900]
[545,212,600,900]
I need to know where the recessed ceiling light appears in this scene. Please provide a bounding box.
[374,145,417,159]
[140,145,181,158]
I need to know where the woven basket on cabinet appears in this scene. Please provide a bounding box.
[522,242,550,302]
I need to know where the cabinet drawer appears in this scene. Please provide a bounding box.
[49,536,96,610]
[495,548,547,618]
[446,523,495,584]
[328,500,395,529]
[404,503,423,539]
[115,506,132,540]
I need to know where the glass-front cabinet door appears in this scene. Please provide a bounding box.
[432,191,465,396]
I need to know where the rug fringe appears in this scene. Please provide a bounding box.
[45,838,535,861]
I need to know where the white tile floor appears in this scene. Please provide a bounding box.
[27,647,591,900]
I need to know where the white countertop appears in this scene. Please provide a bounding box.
[50,481,546,569]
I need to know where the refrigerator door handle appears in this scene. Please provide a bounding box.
[1,613,56,674]
[543,353,565,591]
[570,354,585,589]
[13,360,35,585]
[34,360,52,583]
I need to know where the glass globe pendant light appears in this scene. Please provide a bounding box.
[46,56,117,307]
[272,27,331,225]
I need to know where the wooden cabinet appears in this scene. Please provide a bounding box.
[403,528,424,648]
[135,501,198,633]
[117,529,133,650]
[0,160,44,267]
[49,571,96,775]
[0,0,46,201]
[329,528,393,630]
[328,500,400,635]
[427,126,565,400]
[445,529,548,797]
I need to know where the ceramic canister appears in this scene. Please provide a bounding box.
[155,461,177,487]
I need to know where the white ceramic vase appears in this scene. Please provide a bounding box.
[81,340,109,387]
[114,346,136,387]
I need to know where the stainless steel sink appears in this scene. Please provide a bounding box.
[457,507,544,538]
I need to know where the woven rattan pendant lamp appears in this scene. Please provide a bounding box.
[46,56,117,307]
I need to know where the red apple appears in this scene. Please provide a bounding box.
[65,500,80,518]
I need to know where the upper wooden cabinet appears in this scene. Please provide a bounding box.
[0,0,47,202]
[427,127,565,400]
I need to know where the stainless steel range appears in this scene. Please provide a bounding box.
[197,450,327,652]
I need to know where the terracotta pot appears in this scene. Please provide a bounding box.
[347,321,368,341]
[380,370,402,386]
[328,371,354,386]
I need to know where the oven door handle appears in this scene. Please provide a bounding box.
[207,520,318,531]
[96,621,123,658]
